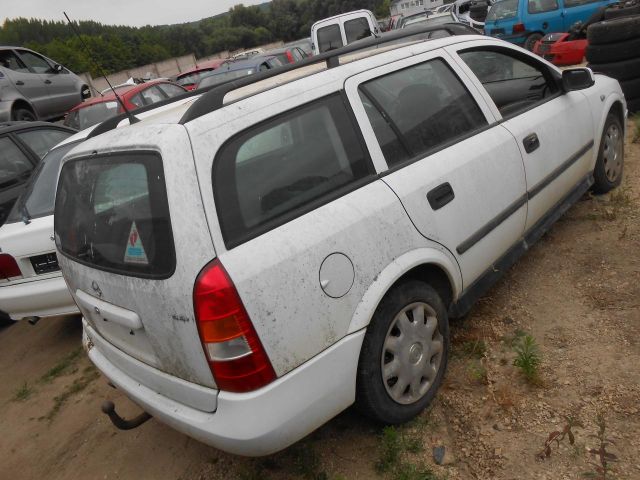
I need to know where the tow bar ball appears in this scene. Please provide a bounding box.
[101,400,152,431]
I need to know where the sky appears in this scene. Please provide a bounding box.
[1,0,268,27]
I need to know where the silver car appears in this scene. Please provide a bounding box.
[0,47,90,122]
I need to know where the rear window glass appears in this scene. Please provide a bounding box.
[317,24,343,52]
[67,101,119,130]
[214,94,372,248]
[55,152,175,278]
[16,129,72,159]
[198,69,255,89]
[344,17,372,43]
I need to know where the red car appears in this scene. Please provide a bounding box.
[63,80,187,130]
[172,59,228,91]
[533,32,588,66]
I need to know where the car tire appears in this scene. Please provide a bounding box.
[603,2,640,19]
[587,57,640,81]
[356,280,449,425]
[592,113,624,194]
[620,77,640,100]
[587,16,640,44]
[11,107,36,122]
[585,36,640,63]
[524,33,544,51]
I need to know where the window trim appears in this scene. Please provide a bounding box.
[212,91,377,250]
[451,44,564,123]
[55,150,177,280]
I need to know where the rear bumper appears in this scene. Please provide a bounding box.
[0,273,78,320]
[85,321,365,456]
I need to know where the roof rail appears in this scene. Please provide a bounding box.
[179,23,477,125]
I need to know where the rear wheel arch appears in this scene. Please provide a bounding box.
[347,249,461,335]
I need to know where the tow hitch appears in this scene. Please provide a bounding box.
[101,400,152,430]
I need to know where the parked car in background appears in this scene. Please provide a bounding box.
[55,27,625,456]
[284,38,314,56]
[196,56,283,90]
[0,122,74,226]
[0,47,90,122]
[264,46,308,65]
[453,0,493,30]
[232,49,265,60]
[63,80,187,130]
[311,10,380,54]
[484,0,617,50]
[172,59,228,91]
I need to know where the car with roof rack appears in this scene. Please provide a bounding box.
[54,23,625,456]
[195,55,283,90]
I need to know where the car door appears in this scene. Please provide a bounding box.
[15,49,75,118]
[561,0,613,30]
[345,49,528,287]
[0,49,49,118]
[524,0,564,34]
[451,43,594,233]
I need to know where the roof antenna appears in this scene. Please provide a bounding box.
[63,12,139,124]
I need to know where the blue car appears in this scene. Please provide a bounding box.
[484,0,617,50]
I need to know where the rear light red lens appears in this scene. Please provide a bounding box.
[0,254,21,279]
[194,259,276,393]
[513,23,525,33]
[286,51,294,63]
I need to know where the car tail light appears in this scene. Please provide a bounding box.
[513,23,525,33]
[286,50,294,63]
[0,254,21,279]
[194,259,276,393]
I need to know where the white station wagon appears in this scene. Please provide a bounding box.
[54,26,625,455]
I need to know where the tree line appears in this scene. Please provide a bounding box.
[0,0,391,76]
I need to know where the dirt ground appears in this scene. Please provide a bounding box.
[1,120,638,480]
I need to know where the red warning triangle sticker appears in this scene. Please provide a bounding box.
[123,221,149,265]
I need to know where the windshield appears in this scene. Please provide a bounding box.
[487,0,519,21]
[197,68,255,89]
[6,141,80,224]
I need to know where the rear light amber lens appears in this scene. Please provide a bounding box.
[0,254,21,279]
[513,23,525,34]
[194,259,276,393]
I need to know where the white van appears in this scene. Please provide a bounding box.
[311,10,380,54]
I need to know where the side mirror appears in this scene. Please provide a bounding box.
[53,64,63,73]
[562,67,595,91]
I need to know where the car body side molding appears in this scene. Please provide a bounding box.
[450,173,593,318]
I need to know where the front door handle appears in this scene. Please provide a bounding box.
[427,182,455,210]
[15,80,24,86]
[523,133,540,154]
[44,79,52,84]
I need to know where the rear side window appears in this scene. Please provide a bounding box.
[528,0,558,13]
[55,152,175,278]
[16,129,72,159]
[359,58,487,167]
[317,24,343,53]
[157,83,185,98]
[345,17,372,43]
[214,94,372,248]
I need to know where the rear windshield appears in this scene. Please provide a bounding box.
[317,24,343,52]
[198,68,255,89]
[55,152,175,278]
[487,0,519,21]
[64,101,119,130]
[6,141,79,224]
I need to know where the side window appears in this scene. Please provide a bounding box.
[140,86,165,105]
[130,93,144,108]
[458,49,558,117]
[317,24,343,53]
[0,50,30,73]
[157,83,185,98]
[214,94,372,247]
[344,17,372,43]
[16,50,52,74]
[0,137,34,184]
[16,129,72,159]
[359,58,487,167]
[293,48,305,61]
[527,0,558,13]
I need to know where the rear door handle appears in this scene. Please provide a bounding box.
[15,80,24,85]
[44,79,52,84]
[427,182,455,210]
[523,133,540,154]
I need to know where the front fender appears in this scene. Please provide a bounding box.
[347,248,462,334]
